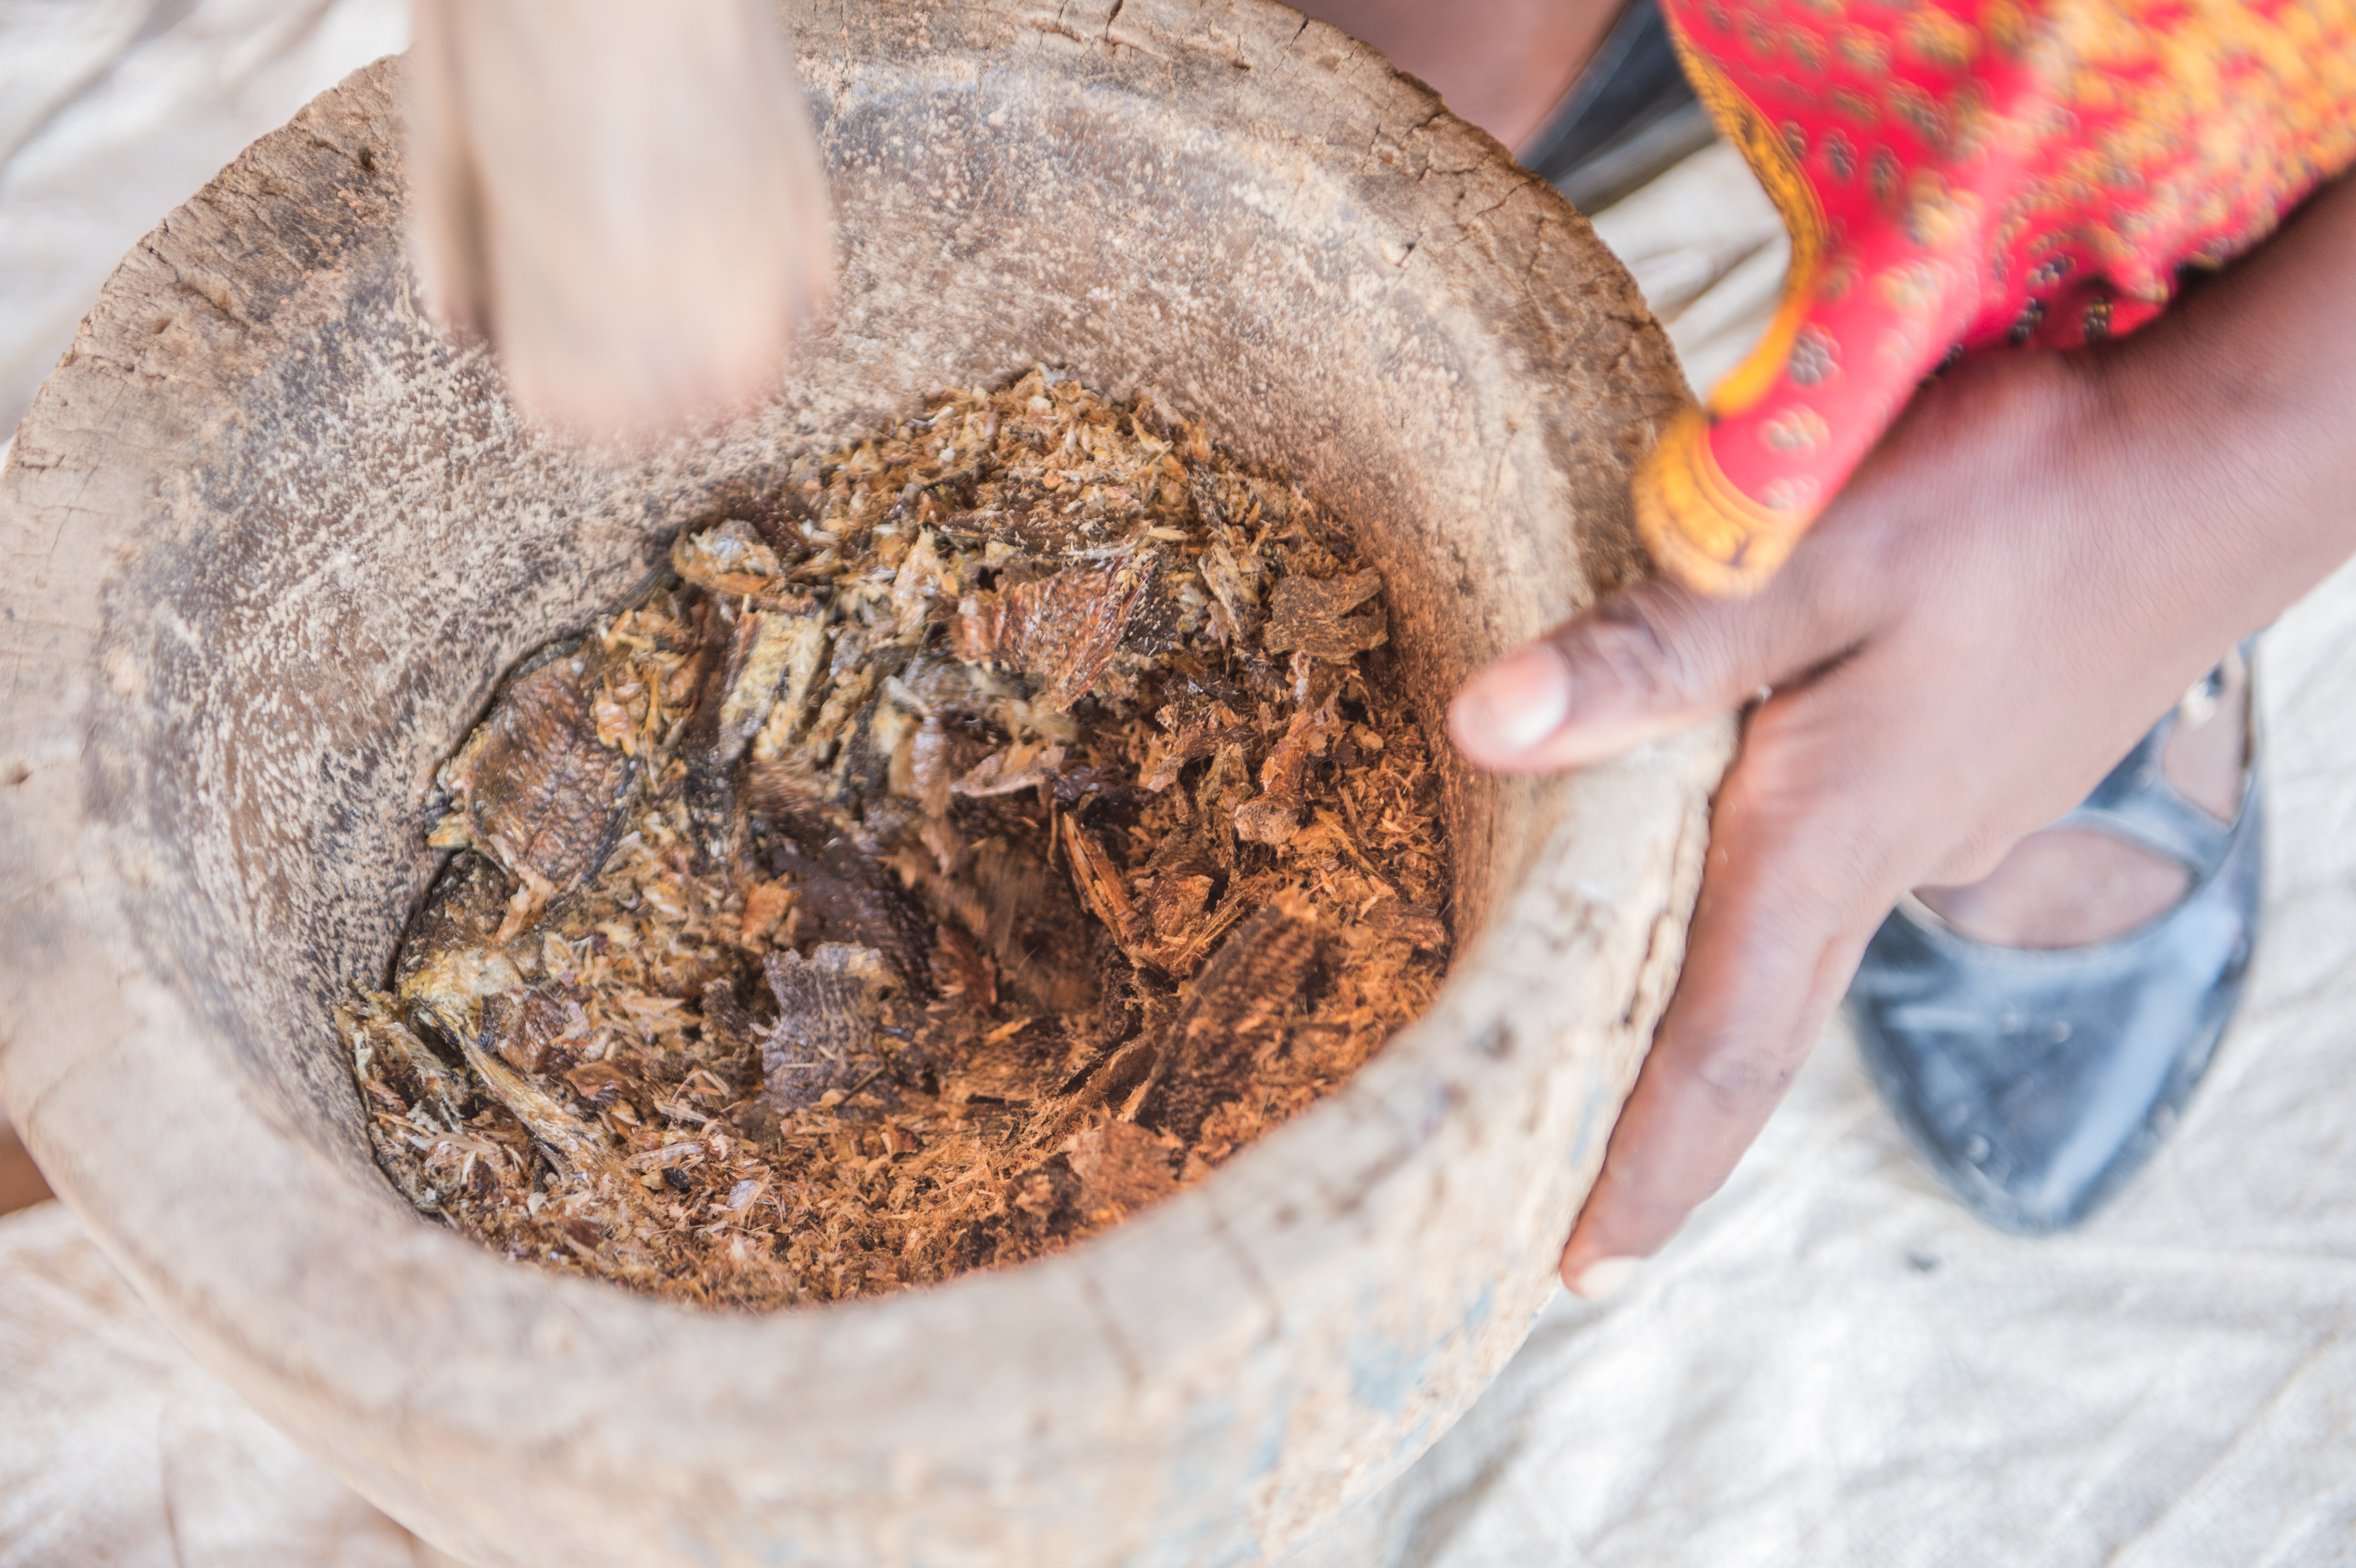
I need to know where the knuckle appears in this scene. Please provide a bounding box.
[1679,1034,1806,1123]
[1551,590,1718,712]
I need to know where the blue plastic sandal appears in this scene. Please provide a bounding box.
[1846,653,2260,1235]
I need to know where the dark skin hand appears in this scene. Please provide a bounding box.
[1448,174,2356,1297]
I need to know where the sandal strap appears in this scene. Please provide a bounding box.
[2050,711,2235,877]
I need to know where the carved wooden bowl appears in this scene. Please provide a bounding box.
[0,3,1724,1564]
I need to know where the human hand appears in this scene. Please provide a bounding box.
[405,0,833,440]
[1449,177,2356,1296]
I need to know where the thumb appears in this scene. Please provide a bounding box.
[1447,569,1858,773]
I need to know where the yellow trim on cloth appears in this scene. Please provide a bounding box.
[1633,406,1808,595]
[1633,36,1830,597]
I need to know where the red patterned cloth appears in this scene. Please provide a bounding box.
[1634,0,2356,594]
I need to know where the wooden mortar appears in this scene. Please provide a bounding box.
[0,3,1728,1564]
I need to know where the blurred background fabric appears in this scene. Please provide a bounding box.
[10,5,2356,1568]
[0,0,410,443]
[0,1204,444,1568]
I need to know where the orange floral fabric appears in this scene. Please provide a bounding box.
[1636,0,2356,594]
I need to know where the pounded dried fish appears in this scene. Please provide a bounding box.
[341,369,1451,1311]
[340,992,466,1133]
[1261,568,1387,662]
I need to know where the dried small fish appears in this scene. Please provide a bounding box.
[683,605,822,867]
[1141,872,1213,945]
[748,614,833,763]
[1363,897,1449,951]
[395,852,526,1043]
[954,558,1156,712]
[1061,817,1150,961]
[429,639,642,912]
[1196,517,1264,643]
[765,832,936,991]
[952,740,1066,798]
[672,519,814,609]
[1128,898,1321,1143]
[759,944,890,1110]
[473,992,636,1187]
[1233,707,1332,847]
[907,836,1101,1014]
[718,610,821,762]
[1143,716,1233,793]
[338,992,466,1132]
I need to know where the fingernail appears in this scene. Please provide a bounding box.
[1453,645,1572,757]
[1570,1256,1640,1300]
